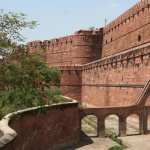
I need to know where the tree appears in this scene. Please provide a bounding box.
[0,50,63,118]
[0,10,63,118]
[0,9,37,51]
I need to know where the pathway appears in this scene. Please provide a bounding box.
[120,135,150,150]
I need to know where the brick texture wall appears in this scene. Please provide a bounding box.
[28,29,103,66]
[59,66,82,101]
[81,44,150,107]
[102,0,150,57]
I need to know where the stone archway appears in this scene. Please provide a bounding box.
[105,114,119,136]
[126,114,140,135]
[81,115,98,137]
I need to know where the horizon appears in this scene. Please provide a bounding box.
[1,0,138,42]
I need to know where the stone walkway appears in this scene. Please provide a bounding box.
[66,115,150,150]
[69,135,150,150]
[120,135,150,150]
[76,137,118,150]
[66,136,119,150]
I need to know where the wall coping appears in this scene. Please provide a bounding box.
[0,96,78,148]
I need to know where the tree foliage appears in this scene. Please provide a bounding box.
[0,9,37,50]
[0,50,62,117]
[0,10,64,118]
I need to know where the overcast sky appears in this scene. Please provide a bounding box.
[1,0,138,42]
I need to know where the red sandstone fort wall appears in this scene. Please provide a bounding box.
[102,0,150,57]
[27,0,150,107]
[81,43,150,107]
[59,65,82,101]
[28,29,103,66]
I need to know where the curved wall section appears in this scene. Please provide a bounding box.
[28,29,103,66]
[1,101,80,150]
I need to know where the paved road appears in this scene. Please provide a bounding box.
[120,135,150,150]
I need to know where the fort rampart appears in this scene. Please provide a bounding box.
[28,29,103,66]
[28,0,150,107]
[102,0,150,57]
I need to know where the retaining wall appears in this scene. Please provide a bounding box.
[0,100,80,150]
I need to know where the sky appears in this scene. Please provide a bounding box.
[1,0,138,42]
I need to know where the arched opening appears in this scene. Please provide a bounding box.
[105,114,119,136]
[126,114,140,135]
[147,113,150,131]
[81,115,98,137]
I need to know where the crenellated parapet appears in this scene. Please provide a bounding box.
[28,29,103,66]
[104,0,150,34]
[27,40,44,54]
[102,0,150,57]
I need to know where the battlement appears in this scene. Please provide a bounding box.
[28,29,102,48]
[102,0,150,57]
[28,29,103,66]
[104,0,150,34]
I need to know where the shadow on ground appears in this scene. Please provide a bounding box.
[65,131,95,150]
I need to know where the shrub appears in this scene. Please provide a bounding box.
[0,51,64,118]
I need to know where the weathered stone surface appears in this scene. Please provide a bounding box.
[28,0,150,107]
[1,101,80,150]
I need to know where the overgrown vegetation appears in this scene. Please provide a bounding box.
[0,10,64,118]
[106,130,125,150]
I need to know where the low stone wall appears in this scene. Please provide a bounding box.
[0,99,80,150]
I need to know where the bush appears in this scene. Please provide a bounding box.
[0,51,64,118]
[105,130,122,145]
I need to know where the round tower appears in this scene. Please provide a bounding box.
[70,29,103,64]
